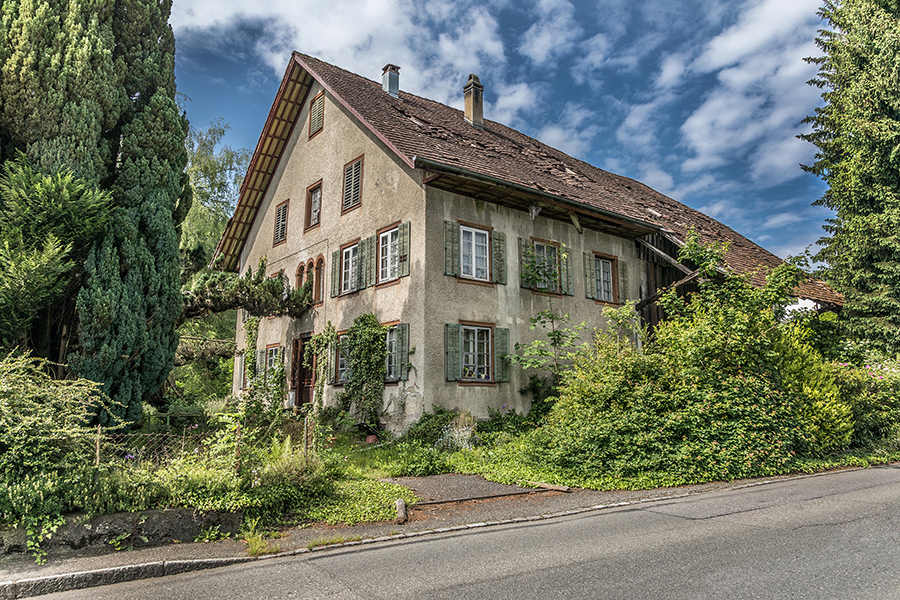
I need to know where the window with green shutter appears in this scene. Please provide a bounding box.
[342,157,363,213]
[444,220,505,284]
[385,323,410,381]
[444,323,509,383]
[309,92,324,138]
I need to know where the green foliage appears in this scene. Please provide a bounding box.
[833,361,900,448]
[24,514,65,564]
[339,314,387,430]
[801,0,900,353]
[773,322,853,456]
[0,157,112,350]
[181,257,311,324]
[180,119,251,273]
[399,406,457,446]
[371,443,449,477]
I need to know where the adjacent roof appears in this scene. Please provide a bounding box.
[213,52,842,306]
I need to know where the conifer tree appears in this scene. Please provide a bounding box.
[0,0,190,424]
[802,0,900,353]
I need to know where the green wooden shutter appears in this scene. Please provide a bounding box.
[331,250,340,297]
[492,231,507,284]
[560,250,574,295]
[584,252,597,299]
[518,237,530,288]
[444,323,461,381]
[356,239,372,290]
[494,328,510,382]
[618,259,628,303]
[255,349,265,378]
[398,221,410,277]
[368,236,377,286]
[444,221,460,276]
[398,322,410,380]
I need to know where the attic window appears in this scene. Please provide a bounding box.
[342,157,363,213]
[273,200,288,246]
[309,92,324,138]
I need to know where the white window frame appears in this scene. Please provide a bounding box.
[379,227,400,283]
[461,325,491,381]
[341,243,359,294]
[460,225,489,281]
[595,257,614,303]
[385,326,399,381]
[336,336,351,383]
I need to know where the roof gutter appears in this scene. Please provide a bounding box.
[412,156,662,235]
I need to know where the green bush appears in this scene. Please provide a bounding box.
[400,406,457,446]
[375,442,449,477]
[834,364,900,448]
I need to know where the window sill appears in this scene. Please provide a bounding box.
[458,380,497,387]
[341,203,361,216]
[593,299,623,307]
[375,278,401,290]
[530,289,563,298]
[308,129,323,141]
[456,276,494,287]
[304,223,320,233]
[272,239,287,248]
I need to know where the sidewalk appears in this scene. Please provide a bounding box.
[0,471,837,599]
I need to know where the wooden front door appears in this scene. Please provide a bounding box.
[291,337,314,406]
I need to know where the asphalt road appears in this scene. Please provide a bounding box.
[45,465,900,599]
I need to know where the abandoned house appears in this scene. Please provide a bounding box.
[211,53,842,431]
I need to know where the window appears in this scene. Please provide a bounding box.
[595,257,614,302]
[237,354,246,389]
[306,182,321,229]
[342,157,363,213]
[444,323,509,383]
[336,336,350,383]
[385,327,398,380]
[379,227,399,283]
[584,252,619,303]
[460,225,489,281]
[444,221,506,284]
[273,201,288,246]
[341,243,359,294]
[519,237,573,295]
[462,325,491,380]
[265,344,281,382]
[296,263,305,291]
[309,92,324,138]
[532,241,560,292]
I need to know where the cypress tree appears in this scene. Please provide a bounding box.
[802,0,900,353]
[0,0,190,423]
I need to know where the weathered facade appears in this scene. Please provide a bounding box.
[214,53,841,430]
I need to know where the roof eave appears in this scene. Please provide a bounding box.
[413,156,661,237]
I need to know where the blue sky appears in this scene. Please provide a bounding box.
[172,0,832,259]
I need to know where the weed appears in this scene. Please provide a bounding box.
[307,535,361,549]
[194,524,230,543]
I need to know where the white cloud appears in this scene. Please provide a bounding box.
[518,0,583,66]
[535,103,601,158]
[655,53,688,89]
[693,0,821,72]
[489,82,540,128]
[616,94,674,151]
[761,212,805,229]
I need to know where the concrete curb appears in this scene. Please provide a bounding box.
[0,466,866,599]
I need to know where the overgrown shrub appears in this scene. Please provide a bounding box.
[400,406,457,446]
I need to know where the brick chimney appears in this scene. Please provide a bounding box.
[464,74,484,129]
[382,64,400,98]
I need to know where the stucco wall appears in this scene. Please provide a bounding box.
[422,187,644,418]
[233,81,428,427]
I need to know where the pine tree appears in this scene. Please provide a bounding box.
[0,0,190,424]
[802,0,900,353]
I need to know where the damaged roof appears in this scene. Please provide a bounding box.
[213,52,841,306]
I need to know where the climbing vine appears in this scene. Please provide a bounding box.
[340,314,388,431]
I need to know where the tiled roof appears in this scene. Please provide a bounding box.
[214,52,842,306]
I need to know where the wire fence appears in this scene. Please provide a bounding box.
[91,417,317,473]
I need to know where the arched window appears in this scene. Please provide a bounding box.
[315,257,325,303]
[296,263,305,291]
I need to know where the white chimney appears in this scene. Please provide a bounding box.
[382,64,400,98]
